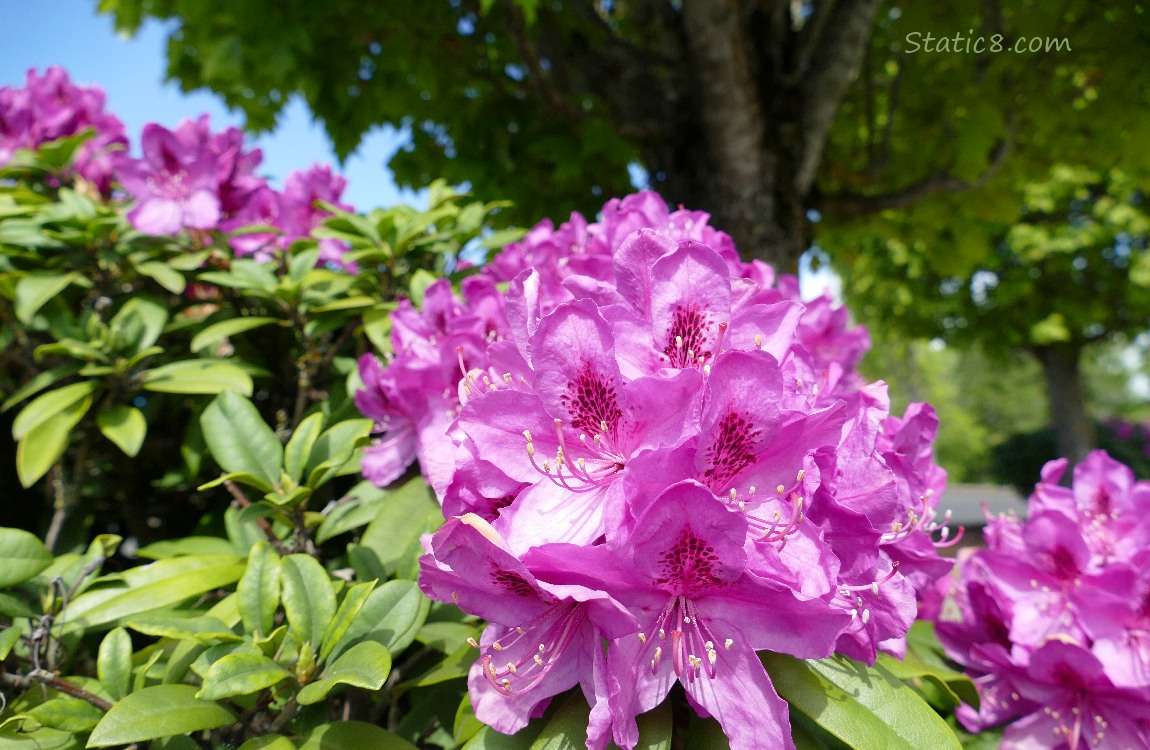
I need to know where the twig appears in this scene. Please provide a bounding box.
[2,670,113,712]
[224,480,286,553]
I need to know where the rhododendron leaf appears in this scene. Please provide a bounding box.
[190,316,279,354]
[237,541,281,636]
[361,477,440,578]
[280,553,337,646]
[16,393,92,487]
[297,642,391,705]
[315,481,389,543]
[200,391,281,486]
[88,685,234,746]
[329,579,430,661]
[134,260,186,294]
[142,360,253,396]
[319,580,376,663]
[295,721,417,750]
[12,380,98,440]
[0,527,53,587]
[196,653,293,701]
[96,628,132,701]
[762,653,961,750]
[96,404,147,457]
[13,272,89,324]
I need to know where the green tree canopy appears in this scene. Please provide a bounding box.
[96,0,1150,271]
[842,165,1150,464]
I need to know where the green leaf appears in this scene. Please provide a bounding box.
[283,412,324,483]
[0,364,83,413]
[398,642,473,693]
[97,628,132,701]
[16,395,91,487]
[25,696,103,733]
[190,317,280,354]
[12,380,98,440]
[0,626,23,659]
[237,541,281,637]
[463,724,542,750]
[87,685,234,747]
[0,527,53,587]
[197,652,294,701]
[761,653,962,750]
[135,536,237,560]
[200,391,282,488]
[295,721,418,750]
[0,724,79,749]
[303,418,373,489]
[141,359,253,396]
[332,579,430,662]
[280,554,336,647]
[360,477,441,578]
[126,614,242,643]
[96,405,147,457]
[319,580,376,664]
[13,272,87,324]
[62,555,245,634]
[528,692,590,750]
[107,297,168,354]
[134,261,186,294]
[315,481,389,543]
[408,268,438,308]
[237,736,296,750]
[297,641,392,705]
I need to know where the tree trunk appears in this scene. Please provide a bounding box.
[1035,344,1094,468]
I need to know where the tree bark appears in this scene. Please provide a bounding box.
[1035,344,1095,469]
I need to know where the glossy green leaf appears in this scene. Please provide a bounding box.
[12,380,98,440]
[0,364,83,413]
[96,404,147,457]
[87,685,234,747]
[196,652,293,701]
[134,260,186,294]
[331,579,430,662]
[315,481,388,543]
[200,391,282,487]
[0,626,23,659]
[126,614,241,643]
[280,553,336,646]
[360,477,441,578]
[319,580,375,663]
[63,555,245,633]
[762,653,962,750]
[25,696,103,733]
[528,692,590,750]
[15,392,92,487]
[295,721,418,750]
[141,359,253,396]
[135,536,237,559]
[297,641,392,705]
[303,418,373,489]
[0,527,53,587]
[237,736,295,750]
[0,724,78,749]
[237,541,281,636]
[13,272,87,324]
[190,316,279,354]
[97,627,132,701]
[283,412,324,483]
[107,297,168,354]
[463,724,543,750]
[398,642,473,693]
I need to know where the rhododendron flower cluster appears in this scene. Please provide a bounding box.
[1,68,355,268]
[357,192,956,749]
[0,67,127,193]
[936,451,1150,749]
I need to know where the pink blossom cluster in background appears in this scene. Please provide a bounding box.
[936,450,1150,748]
[0,67,355,268]
[0,67,128,194]
[356,192,956,749]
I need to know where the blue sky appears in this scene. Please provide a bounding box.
[0,2,420,210]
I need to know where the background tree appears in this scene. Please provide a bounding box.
[96,0,1150,271]
[840,165,1150,466]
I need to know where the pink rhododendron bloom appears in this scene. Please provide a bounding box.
[358,191,954,748]
[938,450,1150,748]
[116,115,266,235]
[0,67,127,193]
